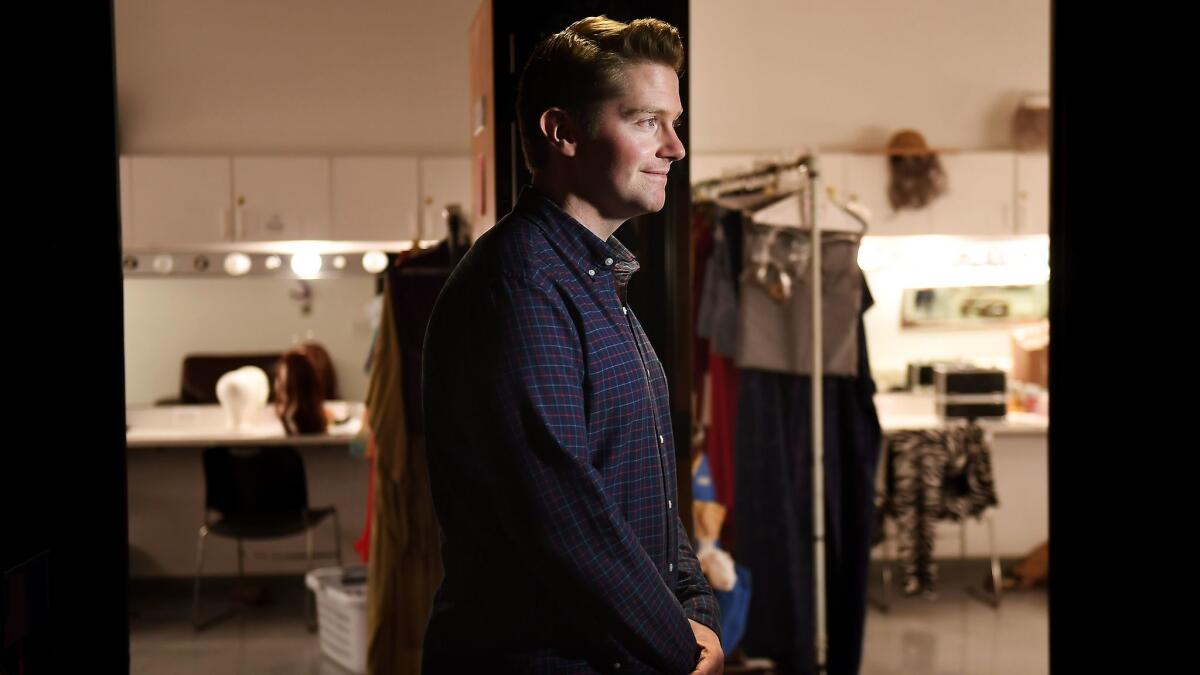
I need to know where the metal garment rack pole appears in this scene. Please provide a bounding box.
[701,155,829,671]
[797,162,828,673]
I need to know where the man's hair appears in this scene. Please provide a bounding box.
[515,16,684,174]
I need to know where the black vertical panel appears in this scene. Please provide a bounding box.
[1049,1,1163,671]
[491,0,694,534]
[3,2,129,674]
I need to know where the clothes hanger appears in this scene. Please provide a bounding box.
[748,179,868,235]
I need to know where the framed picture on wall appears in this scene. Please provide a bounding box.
[901,283,1048,329]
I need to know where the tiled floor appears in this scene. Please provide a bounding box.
[131,576,346,675]
[130,564,1047,674]
[860,565,1048,675]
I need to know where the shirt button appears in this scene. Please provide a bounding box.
[622,307,628,315]
[613,663,621,670]
[668,499,672,509]
[605,257,614,265]
[588,269,596,277]
[658,434,664,444]
[669,563,674,572]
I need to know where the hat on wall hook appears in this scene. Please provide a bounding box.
[885,129,950,211]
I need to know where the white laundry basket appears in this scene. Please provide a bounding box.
[305,565,368,674]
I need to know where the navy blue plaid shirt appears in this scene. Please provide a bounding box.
[421,186,720,674]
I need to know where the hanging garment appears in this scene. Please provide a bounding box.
[692,452,752,654]
[734,273,882,675]
[353,429,375,563]
[696,207,743,544]
[706,351,739,538]
[697,225,740,359]
[880,421,999,595]
[736,220,863,377]
[363,242,460,675]
[692,204,718,416]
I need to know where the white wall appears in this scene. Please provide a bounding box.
[123,277,377,405]
[114,0,478,154]
[114,0,1049,156]
[114,0,1050,403]
[689,0,1050,153]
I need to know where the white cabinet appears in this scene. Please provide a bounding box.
[1016,152,1050,235]
[123,154,473,248]
[232,157,331,241]
[928,152,1015,236]
[815,152,849,204]
[843,153,933,235]
[331,157,419,241]
[127,156,233,248]
[419,157,472,239]
[118,156,133,247]
[843,152,1021,236]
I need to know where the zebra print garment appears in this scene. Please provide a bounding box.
[879,420,999,595]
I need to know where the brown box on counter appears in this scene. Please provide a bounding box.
[1010,321,1049,388]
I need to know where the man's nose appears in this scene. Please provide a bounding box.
[659,125,686,162]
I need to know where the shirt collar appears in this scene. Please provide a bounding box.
[516,185,641,298]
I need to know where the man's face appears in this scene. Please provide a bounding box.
[575,62,686,221]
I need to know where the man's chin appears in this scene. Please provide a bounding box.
[635,192,668,215]
[608,191,667,220]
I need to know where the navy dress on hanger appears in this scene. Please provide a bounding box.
[733,253,883,675]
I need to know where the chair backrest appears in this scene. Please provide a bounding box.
[180,353,283,404]
[202,446,309,516]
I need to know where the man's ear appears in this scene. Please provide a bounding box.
[539,107,579,159]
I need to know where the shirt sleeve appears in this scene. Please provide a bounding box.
[672,511,723,641]
[470,273,700,674]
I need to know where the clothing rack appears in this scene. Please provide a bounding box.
[794,161,829,674]
[692,156,815,198]
[696,155,839,673]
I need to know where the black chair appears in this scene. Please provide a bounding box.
[192,445,343,631]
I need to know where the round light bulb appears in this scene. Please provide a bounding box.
[224,252,252,276]
[152,255,174,274]
[362,251,388,274]
[264,255,282,270]
[290,251,322,278]
[332,255,347,270]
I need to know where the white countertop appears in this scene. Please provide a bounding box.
[874,392,1047,436]
[127,394,1045,447]
[126,401,364,448]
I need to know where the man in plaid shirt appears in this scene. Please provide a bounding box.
[420,15,723,675]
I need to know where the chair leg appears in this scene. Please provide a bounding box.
[965,512,1003,609]
[871,517,893,613]
[960,518,969,592]
[987,512,1003,608]
[305,526,317,632]
[332,508,344,567]
[192,526,208,630]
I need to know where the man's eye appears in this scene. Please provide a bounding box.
[638,118,658,129]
